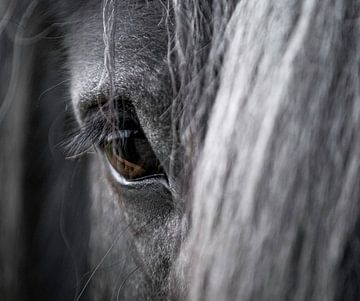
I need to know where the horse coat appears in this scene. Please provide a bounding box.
[1,0,360,300]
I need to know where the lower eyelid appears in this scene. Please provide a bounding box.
[105,156,169,187]
[106,158,136,186]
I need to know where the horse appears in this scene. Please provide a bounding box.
[1,0,359,300]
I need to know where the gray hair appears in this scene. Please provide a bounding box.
[175,0,360,299]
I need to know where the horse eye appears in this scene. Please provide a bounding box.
[103,130,165,181]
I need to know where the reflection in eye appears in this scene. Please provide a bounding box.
[103,130,165,181]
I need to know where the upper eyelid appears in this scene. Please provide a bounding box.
[77,92,108,120]
[77,96,140,128]
[77,92,139,129]
[79,117,139,147]
[104,130,140,142]
[64,108,139,158]
[76,90,135,121]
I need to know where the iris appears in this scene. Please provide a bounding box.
[102,129,164,180]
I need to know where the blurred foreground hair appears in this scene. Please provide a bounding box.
[174,0,360,300]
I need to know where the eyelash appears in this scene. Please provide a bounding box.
[63,118,111,159]
[63,112,165,181]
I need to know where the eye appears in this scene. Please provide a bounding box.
[102,130,165,181]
